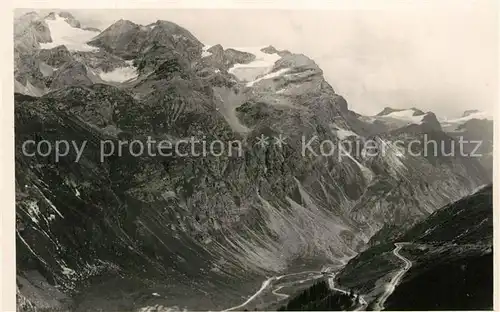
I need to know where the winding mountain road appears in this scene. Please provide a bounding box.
[222,243,412,311]
[374,242,412,310]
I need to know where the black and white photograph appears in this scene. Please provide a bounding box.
[9,1,496,311]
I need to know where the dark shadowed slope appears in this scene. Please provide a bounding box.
[336,185,492,310]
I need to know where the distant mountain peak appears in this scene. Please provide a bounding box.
[44,11,80,26]
[45,12,57,20]
[462,109,480,117]
[20,11,40,19]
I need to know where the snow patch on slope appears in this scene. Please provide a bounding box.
[339,146,374,184]
[228,47,281,82]
[441,111,493,124]
[40,13,99,51]
[330,124,359,140]
[138,305,187,312]
[39,61,55,76]
[383,109,426,125]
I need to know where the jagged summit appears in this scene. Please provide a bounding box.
[15,11,101,54]
[54,11,81,28]
[260,45,291,57]
[107,18,138,28]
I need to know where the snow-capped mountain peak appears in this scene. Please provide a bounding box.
[14,9,492,312]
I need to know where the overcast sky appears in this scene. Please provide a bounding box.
[17,3,498,118]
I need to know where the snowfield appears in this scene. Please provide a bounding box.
[40,13,99,52]
[330,124,359,140]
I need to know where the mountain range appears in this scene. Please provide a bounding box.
[14,11,493,311]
